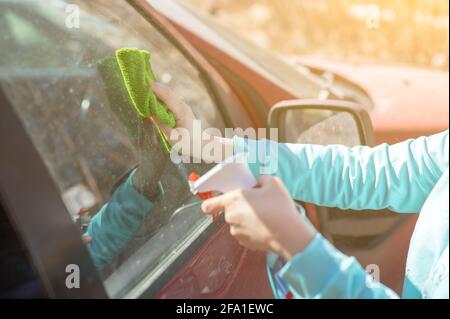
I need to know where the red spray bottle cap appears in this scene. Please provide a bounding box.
[188,172,218,221]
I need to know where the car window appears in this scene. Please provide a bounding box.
[0,0,226,297]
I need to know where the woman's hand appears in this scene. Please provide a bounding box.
[201,176,317,260]
[151,82,196,141]
[152,82,233,163]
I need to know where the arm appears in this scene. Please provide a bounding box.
[84,170,162,269]
[153,81,448,213]
[201,175,401,299]
[234,130,448,213]
[279,233,400,298]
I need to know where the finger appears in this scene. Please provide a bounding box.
[151,82,188,120]
[256,175,283,189]
[82,235,93,244]
[204,204,223,217]
[201,193,231,215]
[256,175,274,186]
[224,210,240,225]
[229,225,239,237]
[201,197,224,215]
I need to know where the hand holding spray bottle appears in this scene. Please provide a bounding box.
[188,152,304,299]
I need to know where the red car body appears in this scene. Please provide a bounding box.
[291,56,449,144]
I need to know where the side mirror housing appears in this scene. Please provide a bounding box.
[268,99,375,146]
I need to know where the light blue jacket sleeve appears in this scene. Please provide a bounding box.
[234,130,448,298]
[85,171,159,269]
[234,130,448,212]
[279,233,399,298]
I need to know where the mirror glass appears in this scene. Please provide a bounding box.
[278,108,361,146]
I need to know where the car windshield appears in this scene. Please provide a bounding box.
[1,0,226,297]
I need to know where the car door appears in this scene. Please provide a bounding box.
[0,0,272,298]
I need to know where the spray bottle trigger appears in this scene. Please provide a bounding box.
[189,172,213,200]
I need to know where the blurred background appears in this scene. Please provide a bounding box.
[186,0,449,70]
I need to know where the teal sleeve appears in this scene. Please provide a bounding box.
[85,171,161,269]
[234,130,448,213]
[279,233,399,298]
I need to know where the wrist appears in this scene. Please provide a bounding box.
[275,215,317,260]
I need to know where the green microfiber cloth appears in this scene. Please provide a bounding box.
[116,48,176,127]
[97,55,144,143]
[97,48,176,153]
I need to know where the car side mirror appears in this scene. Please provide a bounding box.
[268,99,375,146]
